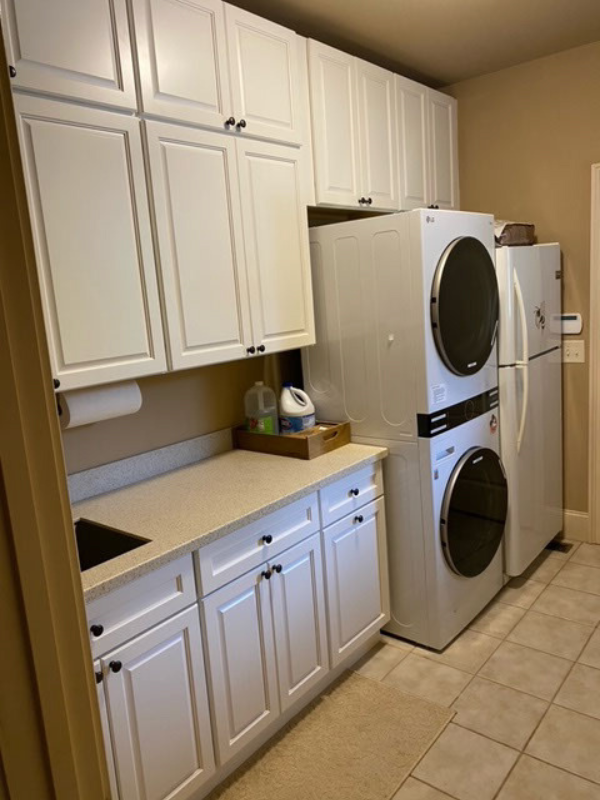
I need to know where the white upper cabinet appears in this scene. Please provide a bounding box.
[395,75,429,210]
[1,0,137,109]
[308,40,361,208]
[131,0,232,128]
[15,94,166,390]
[355,60,398,211]
[145,121,252,369]
[224,4,302,145]
[428,88,459,209]
[237,138,315,354]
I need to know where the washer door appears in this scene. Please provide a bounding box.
[441,447,508,578]
[431,236,499,376]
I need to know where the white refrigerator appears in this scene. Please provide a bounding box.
[497,244,563,576]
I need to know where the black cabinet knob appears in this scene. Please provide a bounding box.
[246,346,256,354]
[358,197,366,205]
[367,197,373,205]
[95,671,103,684]
[354,515,364,524]
[261,534,273,544]
[262,569,272,580]
[225,116,236,128]
[257,344,266,353]
[9,66,16,78]
[349,488,360,497]
[90,624,104,637]
[272,564,282,574]
[236,119,247,129]
[109,661,122,673]
[53,378,60,389]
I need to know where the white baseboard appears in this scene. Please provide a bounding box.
[563,509,592,543]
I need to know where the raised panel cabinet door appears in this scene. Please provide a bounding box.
[202,566,279,765]
[94,660,119,800]
[131,0,232,128]
[236,138,315,354]
[1,0,136,108]
[428,88,460,209]
[101,606,216,800]
[355,59,398,211]
[144,121,252,370]
[15,95,167,390]
[224,3,301,145]
[323,498,390,667]
[308,40,361,207]
[269,533,329,711]
[395,75,429,210]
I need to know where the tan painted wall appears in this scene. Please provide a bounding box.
[447,40,600,513]
[61,353,302,474]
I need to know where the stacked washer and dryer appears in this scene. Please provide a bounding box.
[303,209,508,650]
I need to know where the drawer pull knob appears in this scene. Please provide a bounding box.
[262,569,272,580]
[261,534,273,544]
[349,488,360,497]
[272,564,282,574]
[95,670,103,684]
[354,515,364,524]
[90,624,104,637]
[109,661,122,673]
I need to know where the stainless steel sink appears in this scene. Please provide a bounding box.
[74,519,149,572]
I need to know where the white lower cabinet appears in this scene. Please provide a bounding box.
[101,606,215,800]
[322,497,390,667]
[201,565,280,765]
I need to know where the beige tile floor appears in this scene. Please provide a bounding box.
[352,540,600,799]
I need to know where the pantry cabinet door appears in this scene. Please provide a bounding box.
[323,498,390,667]
[428,88,460,209]
[131,0,232,129]
[15,95,166,390]
[145,121,252,369]
[308,40,362,208]
[355,59,398,211]
[94,661,119,800]
[270,533,329,712]
[236,138,315,354]
[202,567,279,765]
[224,4,302,145]
[395,75,429,210]
[102,606,215,800]
[2,0,136,109]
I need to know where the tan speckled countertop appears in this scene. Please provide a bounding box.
[74,444,387,602]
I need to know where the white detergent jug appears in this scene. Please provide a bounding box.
[279,384,316,435]
[244,381,278,435]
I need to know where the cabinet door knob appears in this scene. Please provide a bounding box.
[261,568,272,580]
[358,197,366,205]
[272,564,282,574]
[225,116,236,128]
[90,624,104,637]
[236,119,247,129]
[246,346,256,355]
[95,671,103,684]
[9,66,16,78]
[354,515,364,524]
[257,344,266,353]
[349,488,360,497]
[109,661,122,673]
[261,534,273,544]
[367,197,373,205]
[53,378,61,390]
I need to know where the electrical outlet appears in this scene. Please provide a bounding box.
[563,339,585,363]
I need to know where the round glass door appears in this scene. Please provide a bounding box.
[431,236,499,376]
[441,447,508,578]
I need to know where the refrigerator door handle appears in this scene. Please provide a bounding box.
[514,272,529,453]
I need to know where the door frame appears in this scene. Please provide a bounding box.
[588,163,600,544]
[0,25,109,800]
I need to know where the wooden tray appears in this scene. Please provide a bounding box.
[235,421,351,460]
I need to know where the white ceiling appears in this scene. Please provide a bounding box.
[232,0,600,86]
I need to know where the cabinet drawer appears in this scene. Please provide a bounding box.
[87,555,196,658]
[319,462,383,528]
[195,493,319,595]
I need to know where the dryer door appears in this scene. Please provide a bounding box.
[431,237,499,376]
[441,447,507,577]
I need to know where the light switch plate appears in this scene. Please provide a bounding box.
[563,340,585,363]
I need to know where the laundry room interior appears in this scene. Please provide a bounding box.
[3,3,600,800]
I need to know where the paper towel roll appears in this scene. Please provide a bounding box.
[59,381,143,429]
